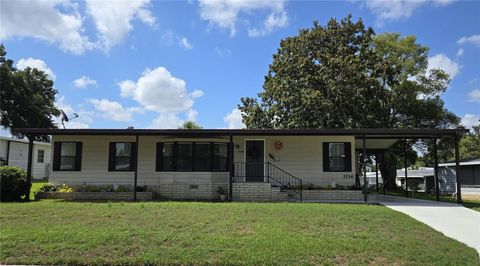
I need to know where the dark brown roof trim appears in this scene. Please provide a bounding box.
[13,128,467,138]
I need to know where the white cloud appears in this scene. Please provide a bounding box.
[179,37,193,50]
[149,113,183,129]
[198,0,288,37]
[89,99,140,122]
[55,96,92,128]
[187,109,198,121]
[248,10,288,37]
[456,48,464,57]
[461,114,480,130]
[118,67,203,128]
[467,89,480,103]
[224,108,245,129]
[86,0,156,51]
[73,76,97,88]
[16,58,56,80]
[457,34,480,47]
[118,67,202,113]
[427,54,461,79]
[215,47,232,56]
[364,0,454,24]
[0,0,94,55]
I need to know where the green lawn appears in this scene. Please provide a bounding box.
[1,201,478,265]
[29,180,47,200]
[383,188,480,212]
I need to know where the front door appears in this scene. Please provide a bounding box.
[245,140,264,182]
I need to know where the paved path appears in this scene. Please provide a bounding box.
[369,194,480,254]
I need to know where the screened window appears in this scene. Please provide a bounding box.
[161,143,174,171]
[329,143,345,171]
[177,143,193,171]
[53,142,82,171]
[109,142,136,171]
[60,143,76,170]
[194,143,211,171]
[37,149,45,163]
[157,142,229,172]
[323,142,351,172]
[213,143,228,171]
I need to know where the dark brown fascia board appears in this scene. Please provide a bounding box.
[13,128,468,138]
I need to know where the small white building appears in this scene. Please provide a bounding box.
[0,136,51,179]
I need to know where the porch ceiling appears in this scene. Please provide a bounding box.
[354,139,399,151]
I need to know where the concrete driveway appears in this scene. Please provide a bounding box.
[369,194,480,254]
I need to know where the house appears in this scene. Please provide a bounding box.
[13,128,467,202]
[0,136,51,179]
[395,167,434,192]
[438,158,480,195]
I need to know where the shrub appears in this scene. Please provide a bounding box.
[39,184,58,192]
[0,166,28,202]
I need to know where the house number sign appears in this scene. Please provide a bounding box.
[343,174,354,179]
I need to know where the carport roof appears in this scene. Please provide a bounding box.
[14,128,467,151]
[14,128,466,137]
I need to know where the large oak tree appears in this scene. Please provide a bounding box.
[239,16,459,188]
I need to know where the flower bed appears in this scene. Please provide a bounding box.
[35,191,152,201]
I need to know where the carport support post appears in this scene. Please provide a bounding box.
[455,135,462,204]
[229,135,233,201]
[434,138,439,201]
[363,135,367,202]
[25,136,34,201]
[404,139,408,198]
[133,135,139,202]
[375,153,379,192]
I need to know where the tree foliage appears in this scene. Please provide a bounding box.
[460,122,480,158]
[179,120,203,129]
[0,44,60,141]
[239,16,459,188]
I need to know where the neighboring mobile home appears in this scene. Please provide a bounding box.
[0,136,51,179]
[14,128,467,202]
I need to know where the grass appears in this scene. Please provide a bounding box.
[1,201,479,265]
[29,180,47,200]
[383,188,480,212]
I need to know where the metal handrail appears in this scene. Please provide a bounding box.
[233,162,303,202]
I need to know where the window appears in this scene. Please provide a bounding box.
[37,149,45,163]
[323,142,351,172]
[194,143,211,171]
[53,142,82,171]
[156,142,229,172]
[109,142,136,171]
[213,143,228,171]
[177,143,193,171]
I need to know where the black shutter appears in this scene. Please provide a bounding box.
[156,143,162,171]
[52,142,61,171]
[130,142,137,171]
[108,142,115,171]
[227,142,232,171]
[323,142,329,172]
[344,142,352,172]
[75,142,82,171]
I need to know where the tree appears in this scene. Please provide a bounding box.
[179,120,202,129]
[239,16,459,189]
[460,122,480,158]
[0,44,60,141]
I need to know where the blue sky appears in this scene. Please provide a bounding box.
[1,0,479,131]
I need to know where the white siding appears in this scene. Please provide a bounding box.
[50,135,229,186]
[7,141,50,179]
[233,136,356,186]
[50,135,356,187]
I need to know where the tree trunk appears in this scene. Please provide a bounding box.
[378,151,398,190]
